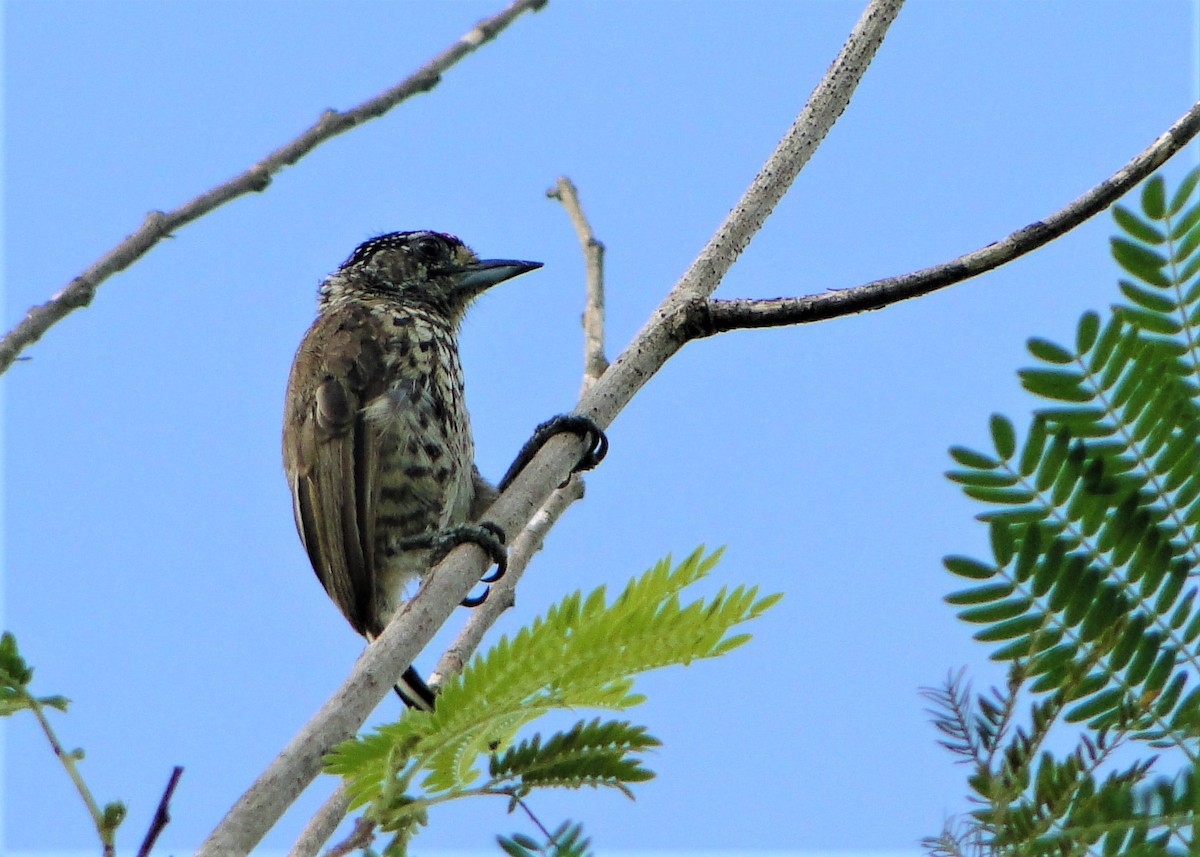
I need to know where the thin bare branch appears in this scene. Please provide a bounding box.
[194,4,901,852]
[286,786,350,857]
[196,539,480,857]
[322,815,376,857]
[136,766,184,857]
[698,97,1200,334]
[548,177,608,394]
[278,496,581,857]
[0,0,547,377]
[24,694,115,855]
[431,476,584,686]
[668,0,902,307]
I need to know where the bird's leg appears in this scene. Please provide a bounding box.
[497,415,609,492]
[400,522,508,607]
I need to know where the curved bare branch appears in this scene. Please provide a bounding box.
[0,0,547,376]
[699,98,1200,334]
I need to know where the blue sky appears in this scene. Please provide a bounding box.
[4,1,1198,854]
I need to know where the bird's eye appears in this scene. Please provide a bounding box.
[411,236,446,263]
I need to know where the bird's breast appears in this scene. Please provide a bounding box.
[368,314,475,541]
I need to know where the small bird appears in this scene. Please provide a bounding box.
[283,231,605,710]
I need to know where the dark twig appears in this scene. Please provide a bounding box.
[0,0,547,377]
[510,791,556,842]
[698,98,1200,335]
[136,766,184,857]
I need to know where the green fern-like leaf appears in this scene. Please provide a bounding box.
[931,167,1200,857]
[943,293,1200,740]
[490,718,658,798]
[327,547,778,850]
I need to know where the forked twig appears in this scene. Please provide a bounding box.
[430,175,607,686]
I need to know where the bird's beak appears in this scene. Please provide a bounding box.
[444,259,543,297]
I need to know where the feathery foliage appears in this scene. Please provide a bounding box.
[326,546,780,855]
[928,167,1200,856]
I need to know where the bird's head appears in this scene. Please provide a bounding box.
[318,230,541,318]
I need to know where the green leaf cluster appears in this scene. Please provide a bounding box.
[325,547,780,855]
[0,631,68,716]
[931,169,1200,856]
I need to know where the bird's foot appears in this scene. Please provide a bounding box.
[403,522,508,607]
[498,414,609,491]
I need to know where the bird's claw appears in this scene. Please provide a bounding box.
[498,414,609,491]
[477,522,508,584]
[551,414,608,474]
[419,522,508,607]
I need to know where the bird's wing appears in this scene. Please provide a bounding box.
[283,309,386,636]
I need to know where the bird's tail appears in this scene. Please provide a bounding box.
[395,665,436,711]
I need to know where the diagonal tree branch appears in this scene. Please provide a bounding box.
[0,0,547,377]
[562,0,906,435]
[433,475,584,686]
[194,2,904,854]
[284,479,585,857]
[696,97,1200,335]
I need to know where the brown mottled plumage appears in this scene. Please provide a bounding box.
[283,231,540,708]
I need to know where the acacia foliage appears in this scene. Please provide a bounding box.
[326,546,780,855]
[927,169,1200,856]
